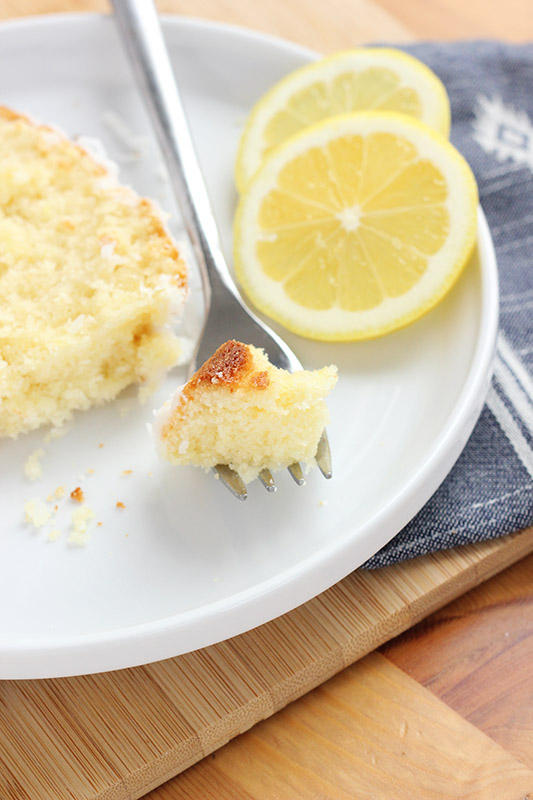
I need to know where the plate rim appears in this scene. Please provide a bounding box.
[0,13,499,678]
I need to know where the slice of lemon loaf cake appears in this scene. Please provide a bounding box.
[154,340,337,483]
[0,107,188,437]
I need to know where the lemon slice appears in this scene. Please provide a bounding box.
[234,112,478,342]
[236,48,451,191]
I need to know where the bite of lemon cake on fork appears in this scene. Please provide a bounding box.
[0,106,188,437]
[154,340,337,484]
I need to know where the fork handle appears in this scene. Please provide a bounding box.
[110,0,240,311]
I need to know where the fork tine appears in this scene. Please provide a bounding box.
[288,462,305,486]
[259,469,277,492]
[315,429,332,479]
[112,0,335,502]
[214,465,247,500]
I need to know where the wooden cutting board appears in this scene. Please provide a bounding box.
[151,550,533,800]
[1,528,533,800]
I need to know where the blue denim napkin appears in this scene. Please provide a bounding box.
[364,41,533,568]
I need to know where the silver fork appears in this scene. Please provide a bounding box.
[111,0,331,500]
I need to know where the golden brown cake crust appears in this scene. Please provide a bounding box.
[0,106,187,293]
[0,105,31,123]
[187,340,270,393]
[0,105,106,179]
[155,339,338,482]
[0,105,189,436]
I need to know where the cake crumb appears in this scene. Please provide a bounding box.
[154,341,337,484]
[97,522,103,527]
[70,487,84,503]
[55,485,66,499]
[24,498,52,528]
[116,501,126,510]
[43,426,68,443]
[68,505,95,546]
[24,448,45,481]
[121,469,132,476]
[99,443,104,448]
[147,471,153,477]
[87,468,95,475]
[319,499,329,507]
[0,111,187,439]
[47,528,61,542]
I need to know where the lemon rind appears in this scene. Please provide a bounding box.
[235,47,451,192]
[234,111,478,342]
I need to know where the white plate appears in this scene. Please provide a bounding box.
[0,15,498,679]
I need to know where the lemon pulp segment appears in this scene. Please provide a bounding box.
[234,112,478,341]
[236,48,451,190]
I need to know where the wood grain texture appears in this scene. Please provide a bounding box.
[376,0,533,41]
[0,0,414,53]
[385,550,533,770]
[1,2,533,799]
[149,652,533,800]
[1,532,533,800]
[149,553,533,800]
[3,0,533,51]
